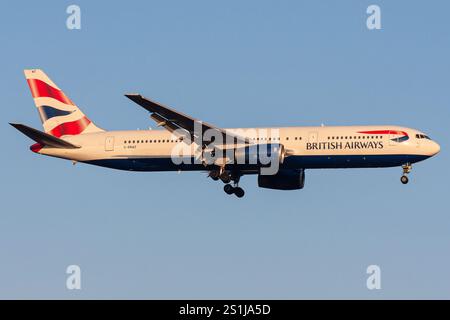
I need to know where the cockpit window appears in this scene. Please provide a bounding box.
[416,134,431,140]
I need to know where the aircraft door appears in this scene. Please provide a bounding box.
[105,136,115,151]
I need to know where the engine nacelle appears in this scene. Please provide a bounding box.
[233,143,286,166]
[258,169,305,190]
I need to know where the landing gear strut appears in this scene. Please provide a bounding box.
[401,163,412,184]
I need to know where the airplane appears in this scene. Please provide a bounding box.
[10,69,440,198]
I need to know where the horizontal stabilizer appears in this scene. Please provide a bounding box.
[9,123,80,149]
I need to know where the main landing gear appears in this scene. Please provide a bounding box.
[209,168,245,198]
[208,168,231,183]
[224,171,245,198]
[400,163,412,184]
[224,184,245,198]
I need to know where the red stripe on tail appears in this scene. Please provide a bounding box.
[49,116,91,137]
[27,78,74,106]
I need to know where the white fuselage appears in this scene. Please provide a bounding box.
[35,125,440,173]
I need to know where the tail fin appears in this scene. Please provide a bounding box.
[24,69,104,137]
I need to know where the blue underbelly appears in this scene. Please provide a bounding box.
[83,154,429,172]
[283,154,429,169]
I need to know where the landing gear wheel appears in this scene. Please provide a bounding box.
[209,170,220,180]
[401,175,409,184]
[224,184,234,195]
[220,172,231,184]
[400,163,412,185]
[234,187,245,198]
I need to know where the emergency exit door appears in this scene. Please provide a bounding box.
[105,136,114,151]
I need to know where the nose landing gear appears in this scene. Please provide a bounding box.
[400,163,412,184]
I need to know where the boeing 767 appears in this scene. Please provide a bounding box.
[10,69,440,198]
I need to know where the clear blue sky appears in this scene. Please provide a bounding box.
[1,0,449,299]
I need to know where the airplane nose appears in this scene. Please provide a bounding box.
[431,141,440,156]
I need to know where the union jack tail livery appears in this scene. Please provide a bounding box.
[24,69,103,137]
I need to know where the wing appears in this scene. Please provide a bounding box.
[125,94,250,145]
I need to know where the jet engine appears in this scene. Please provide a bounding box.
[258,169,305,190]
